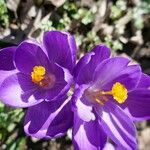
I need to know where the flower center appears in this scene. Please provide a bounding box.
[89,82,128,105]
[102,82,128,103]
[31,66,55,88]
[31,66,46,84]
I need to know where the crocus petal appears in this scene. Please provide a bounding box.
[74,45,110,84]
[0,70,18,86]
[137,73,150,88]
[0,47,16,70]
[72,85,96,122]
[103,143,124,150]
[73,52,93,80]
[0,73,42,108]
[102,65,141,91]
[49,66,73,101]
[103,143,115,150]
[101,102,137,150]
[24,96,72,138]
[75,99,96,122]
[43,31,77,72]
[122,89,150,121]
[73,112,107,150]
[92,57,130,89]
[14,40,49,74]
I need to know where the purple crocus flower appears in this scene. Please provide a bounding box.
[72,45,150,150]
[0,31,77,138]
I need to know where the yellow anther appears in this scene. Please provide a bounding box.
[111,82,128,103]
[31,66,46,84]
[95,98,104,105]
[92,82,128,106]
[100,82,128,104]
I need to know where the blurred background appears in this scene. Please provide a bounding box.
[0,0,150,149]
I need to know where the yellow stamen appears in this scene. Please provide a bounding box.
[111,82,128,103]
[95,98,104,105]
[31,66,46,84]
[100,82,128,104]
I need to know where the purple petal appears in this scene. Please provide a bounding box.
[43,31,77,72]
[92,57,130,89]
[72,85,95,122]
[74,45,110,83]
[103,143,124,150]
[24,96,72,138]
[122,89,150,121]
[101,102,137,150]
[73,112,107,150]
[102,65,141,91]
[0,47,16,70]
[14,40,49,74]
[0,70,17,86]
[75,45,110,85]
[50,66,73,101]
[73,52,93,79]
[103,143,115,150]
[0,73,42,108]
[75,99,96,122]
[137,73,150,88]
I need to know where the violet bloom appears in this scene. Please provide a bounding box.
[0,31,77,138]
[72,45,150,150]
